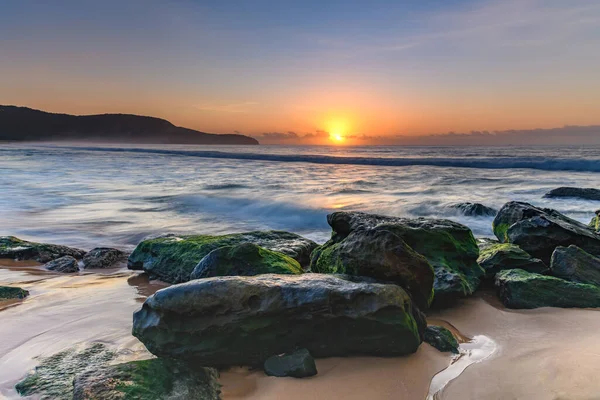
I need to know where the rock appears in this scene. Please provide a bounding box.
[551,245,600,286]
[190,243,302,280]
[263,349,317,378]
[44,256,79,273]
[449,202,497,217]
[424,326,459,354]
[492,202,600,264]
[16,343,116,399]
[495,269,600,309]
[0,286,29,300]
[311,212,482,306]
[543,187,600,201]
[477,243,547,279]
[128,231,318,283]
[0,236,85,263]
[310,227,434,310]
[133,274,426,367]
[82,247,127,269]
[73,359,220,400]
[589,210,599,232]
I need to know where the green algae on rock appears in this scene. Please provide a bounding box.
[551,245,600,286]
[424,326,459,354]
[477,242,547,279]
[264,348,317,378]
[0,286,29,300]
[15,343,116,399]
[311,212,482,306]
[0,236,85,263]
[73,359,220,400]
[133,274,426,367]
[495,269,600,309]
[190,242,302,280]
[128,231,317,283]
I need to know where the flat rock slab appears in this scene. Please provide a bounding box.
[0,236,85,263]
[544,187,600,201]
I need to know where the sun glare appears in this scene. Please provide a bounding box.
[331,133,345,142]
[326,118,350,144]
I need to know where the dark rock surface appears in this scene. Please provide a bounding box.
[133,274,426,367]
[477,243,547,278]
[543,187,600,201]
[44,256,79,273]
[263,349,317,378]
[0,236,85,263]
[424,326,459,354]
[551,245,600,286]
[0,286,29,300]
[82,247,127,269]
[449,202,497,217]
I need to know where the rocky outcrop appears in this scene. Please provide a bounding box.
[424,326,459,354]
[190,243,302,280]
[133,274,426,367]
[551,245,600,286]
[477,242,547,279]
[82,248,127,269]
[0,286,29,300]
[128,231,317,283]
[44,256,79,273]
[449,202,497,217]
[0,236,85,263]
[543,187,600,201]
[311,212,482,306]
[73,359,220,400]
[492,202,600,264]
[495,269,600,309]
[263,349,317,378]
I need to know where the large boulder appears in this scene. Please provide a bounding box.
[543,187,600,201]
[448,202,497,217]
[310,228,434,310]
[311,212,482,305]
[190,243,302,280]
[477,242,547,279]
[73,359,220,400]
[82,248,127,269]
[133,274,426,367]
[551,245,600,286]
[128,231,317,283]
[0,236,85,263]
[495,269,600,309]
[44,256,79,273]
[263,348,317,378]
[492,202,600,264]
[0,286,29,300]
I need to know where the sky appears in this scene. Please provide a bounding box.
[1,0,600,145]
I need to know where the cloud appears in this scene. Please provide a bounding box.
[194,101,258,113]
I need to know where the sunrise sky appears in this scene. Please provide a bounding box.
[1,0,600,144]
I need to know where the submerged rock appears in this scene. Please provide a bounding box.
[190,242,302,280]
[44,256,79,273]
[311,212,482,306]
[551,245,600,286]
[0,236,85,263]
[128,231,317,283]
[477,243,547,279]
[495,269,600,309]
[492,202,600,264]
[543,187,600,201]
[0,286,29,300]
[263,349,317,378]
[82,247,127,269]
[449,202,497,217]
[424,326,459,354]
[15,343,116,399]
[310,228,434,310]
[73,359,220,400]
[133,274,426,367]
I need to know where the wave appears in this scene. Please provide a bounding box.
[203,183,249,190]
[47,146,600,172]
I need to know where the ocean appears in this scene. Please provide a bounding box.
[1,143,598,250]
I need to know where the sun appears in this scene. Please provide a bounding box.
[331,133,345,142]
[325,118,350,144]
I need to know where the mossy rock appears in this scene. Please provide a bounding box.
[73,359,220,400]
[477,243,547,279]
[590,216,599,232]
[551,245,600,286]
[0,236,86,263]
[424,326,459,354]
[128,231,317,283]
[190,243,302,280]
[495,269,600,309]
[15,343,116,399]
[0,286,29,300]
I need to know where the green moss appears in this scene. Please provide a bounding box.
[477,243,547,278]
[16,343,116,399]
[0,286,29,300]
[492,222,511,242]
[424,326,459,354]
[590,216,599,232]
